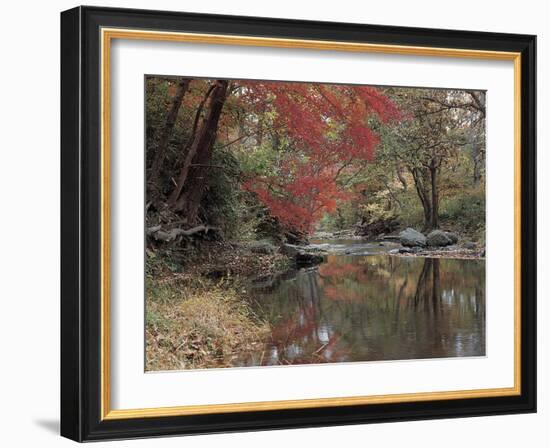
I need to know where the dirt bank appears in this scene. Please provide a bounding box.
[145,241,292,370]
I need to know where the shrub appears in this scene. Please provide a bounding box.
[440,187,485,241]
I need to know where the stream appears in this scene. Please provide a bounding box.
[239,238,485,367]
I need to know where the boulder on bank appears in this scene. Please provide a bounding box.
[426,230,459,247]
[388,246,427,256]
[399,228,427,247]
[295,252,326,266]
[282,243,327,267]
[426,230,452,247]
[249,240,278,255]
[446,232,459,244]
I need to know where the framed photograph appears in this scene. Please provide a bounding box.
[61,6,536,441]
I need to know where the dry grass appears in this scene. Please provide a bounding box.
[145,276,269,371]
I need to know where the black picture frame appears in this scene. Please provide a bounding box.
[61,5,536,442]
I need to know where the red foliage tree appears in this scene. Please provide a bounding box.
[240,82,400,233]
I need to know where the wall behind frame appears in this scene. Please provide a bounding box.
[0,0,545,447]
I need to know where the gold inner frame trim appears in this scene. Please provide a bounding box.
[100,27,522,421]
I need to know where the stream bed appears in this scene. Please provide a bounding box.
[238,239,485,366]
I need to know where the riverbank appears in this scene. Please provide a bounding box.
[145,241,292,370]
[146,229,484,370]
[146,275,270,371]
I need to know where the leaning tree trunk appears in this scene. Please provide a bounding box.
[168,80,229,218]
[166,84,215,206]
[148,78,191,203]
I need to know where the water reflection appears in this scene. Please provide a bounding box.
[240,251,485,366]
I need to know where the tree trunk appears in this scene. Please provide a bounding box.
[396,165,408,191]
[472,141,481,186]
[429,163,439,229]
[149,78,190,202]
[168,80,229,217]
[410,167,432,228]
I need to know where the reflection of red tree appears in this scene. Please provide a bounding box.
[323,285,365,302]
[319,260,363,278]
[320,257,409,303]
[270,305,317,343]
[269,302,352,364]
[319,259,372,302]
